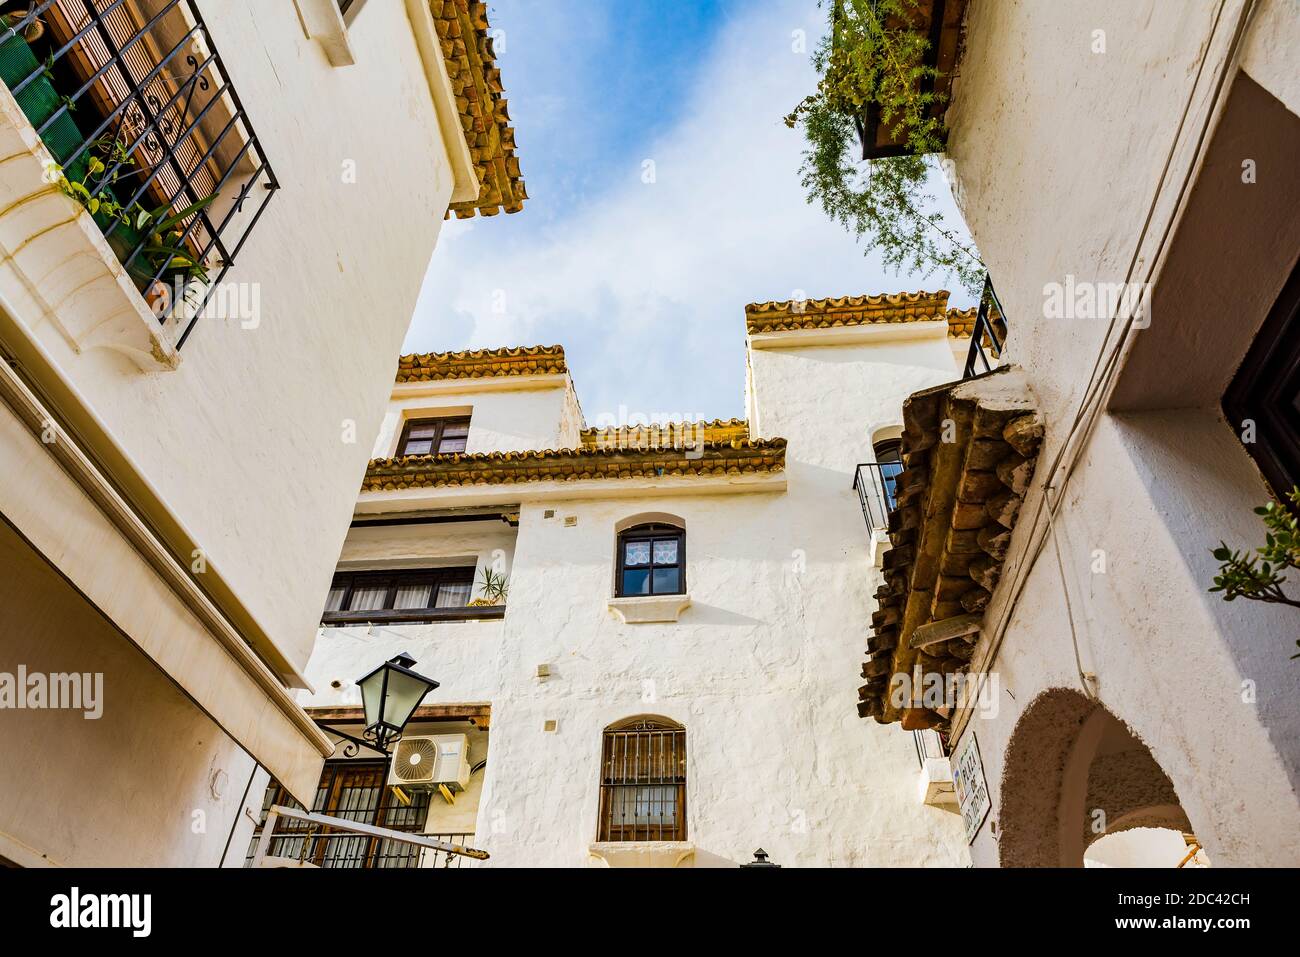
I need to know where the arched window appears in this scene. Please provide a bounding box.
[873,436,904,511]
[616,522,685,596]
[597,717,686,841]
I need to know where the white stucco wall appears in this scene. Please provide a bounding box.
[942,0,1300,865]
[374,376,582,458]
[0,0,461,675]
[303,323,973,866]
[0,519,260,868]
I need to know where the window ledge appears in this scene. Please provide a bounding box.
[588,842,695,868]
[918,757,959,811]
[607,594,691,624]
[0,88,180,372]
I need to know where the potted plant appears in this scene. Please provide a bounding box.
[0,10,92,181]
[468,566,509,607]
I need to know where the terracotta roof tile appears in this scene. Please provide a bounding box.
[396,345,565,383]
[362,438,787,491]
[433,0,527,218]
[744,290,950,335]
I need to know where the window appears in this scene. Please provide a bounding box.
[597,718,686,842]
[1224,258,1300,509]
[873,438,903,512]
[247,761,473,868]
[616,523,685,596]
[397,417,471,456]
[323,568,478,624]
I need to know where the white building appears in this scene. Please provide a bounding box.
[854,0,1300,867]
[0,0,524,867]
[289,294,982,868]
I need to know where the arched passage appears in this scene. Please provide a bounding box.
[998,689,1195,867]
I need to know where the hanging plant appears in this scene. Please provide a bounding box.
[786,0,983,294]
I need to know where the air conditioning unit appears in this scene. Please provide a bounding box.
[388,734,471,792]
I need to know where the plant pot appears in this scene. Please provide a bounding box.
[0,16,91,181]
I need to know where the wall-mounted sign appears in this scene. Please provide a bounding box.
[952,731,991,845]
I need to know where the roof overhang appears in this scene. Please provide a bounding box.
[859,366,1042,730]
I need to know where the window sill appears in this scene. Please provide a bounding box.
[0,87,180,372]
[321,605,505,626]
[588,842,695,868]
[607,594,691,624]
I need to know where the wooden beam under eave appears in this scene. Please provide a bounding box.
[307,703,492,727]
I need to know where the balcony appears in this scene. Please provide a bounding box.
[961,274,1008,379]
[853,460,902,531]
[248,759,485,869]
[0,0,276,349]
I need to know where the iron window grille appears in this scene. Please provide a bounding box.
[0,0,278,348]
[616,523,685,597]
[397,417,472,456]
[322,567,482,625]
[247,761,474,869]
[597,718,686,842]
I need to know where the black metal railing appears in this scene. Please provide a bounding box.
[0,0,277,347]
[853,461,902,531]
[245,762,477,869]
[963,274,1008,379]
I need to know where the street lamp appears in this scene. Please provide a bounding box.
[355,652,440,753]
[740,848,781,868]
[318,653,441,759]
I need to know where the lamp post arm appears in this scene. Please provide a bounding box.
[314,721,389,758]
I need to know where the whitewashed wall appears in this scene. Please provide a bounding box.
[373,375,582,459]
[304,325,972,866]
[2,0,459,674]
[944,0,1300,865]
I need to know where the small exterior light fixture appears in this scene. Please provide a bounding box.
[741,848,781,868]
[356,652,440,753]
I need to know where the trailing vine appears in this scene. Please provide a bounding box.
[786,0,983,294]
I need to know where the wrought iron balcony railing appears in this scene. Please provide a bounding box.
[0,0,277,347]
[853,460,903,532]
[962,274,1008,379]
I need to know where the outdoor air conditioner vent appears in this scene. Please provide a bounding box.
[388,734,471,791]
[394,737,438,784]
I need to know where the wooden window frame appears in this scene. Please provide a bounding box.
[396,416,472,457]
[250,760,430,868]
[1224,257,1300,512]
[596,719,687,843]
[615,523,686,597]
[322,567,482,625]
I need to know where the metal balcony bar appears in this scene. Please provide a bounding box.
[250,805,487,869]
[0,0,278,347]
[853,461,902,531]
[963,273,1008,378]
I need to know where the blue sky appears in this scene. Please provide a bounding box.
[408,0,973,424]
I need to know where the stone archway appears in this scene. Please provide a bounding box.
[998,688,1193,867]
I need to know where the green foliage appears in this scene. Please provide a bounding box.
[786,0,983,293]
[474,566,509,606]
[47,132,215,297]
[1210,489,1300,657]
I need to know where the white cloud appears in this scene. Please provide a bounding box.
[409,0,971,422]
